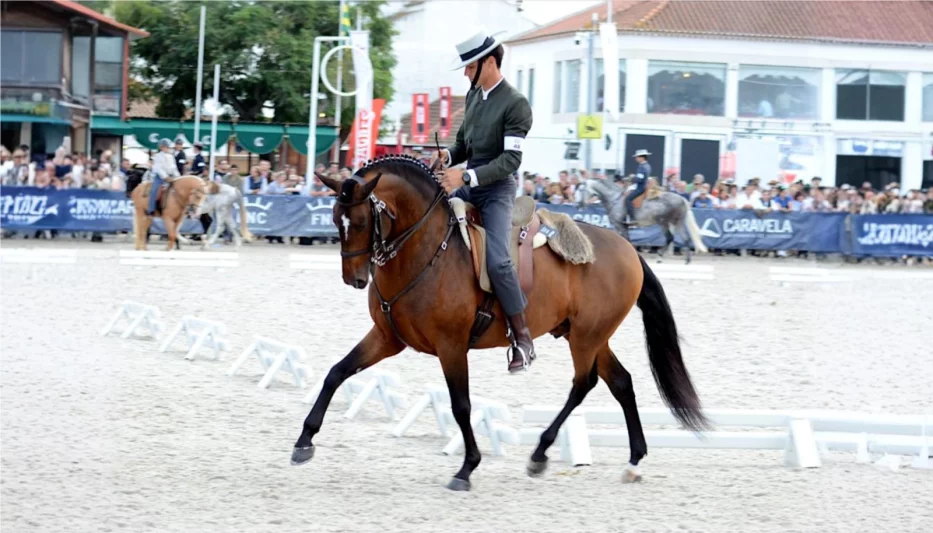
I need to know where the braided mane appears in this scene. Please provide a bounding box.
[351,154,440,200]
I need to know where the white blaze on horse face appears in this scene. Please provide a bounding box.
[341,214,351,240]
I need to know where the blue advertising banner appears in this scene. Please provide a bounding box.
[850,214,933,257]
[3,186,931,256]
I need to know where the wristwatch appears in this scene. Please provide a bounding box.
[462,171,471,186]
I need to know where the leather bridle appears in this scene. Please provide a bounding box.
[335,153,455,348]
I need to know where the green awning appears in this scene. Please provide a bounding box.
[287,125,339,156]
[234,122,284,154]
[181,121,233,148]
[0,113,70,125]
[132,118,184,150]
[91,115,133,135]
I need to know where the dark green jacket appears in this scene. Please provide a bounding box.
[447,79,533,187]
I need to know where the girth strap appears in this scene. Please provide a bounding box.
[468,292,497,348]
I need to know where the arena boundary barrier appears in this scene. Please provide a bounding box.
[288,253,341,272]
[649,263,716,281]
[159,316,229,360]
[0,247,78,265]
[118,250,239,269]
[227,336,310,389]
[521,406,933,469]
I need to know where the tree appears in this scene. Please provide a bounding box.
[89,1,397,138]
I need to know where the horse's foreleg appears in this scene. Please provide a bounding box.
[597,346,647,483]
[291,327,404,465]
[164,217,179,251]
[527,337,599,477]
[437,347,481,491]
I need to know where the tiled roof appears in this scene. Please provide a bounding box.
[507,0,933,47]
[127,99,193,120]
[46,0,149,38]
[398,95,467,145]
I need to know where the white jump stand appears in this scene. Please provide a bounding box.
[158,315,229,360]
[392,384,519,457]
[303,368,407,421]
[226,336,310,389]
[100,300,165,339]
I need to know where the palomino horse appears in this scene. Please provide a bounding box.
[195,181,254,248]
[582,177,708,263]
[291,155,709,491]
[125,171,208,251]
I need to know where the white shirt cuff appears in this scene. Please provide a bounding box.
[466,169,477,188]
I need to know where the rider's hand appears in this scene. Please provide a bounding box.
[436,168,465,194]
[431,149,449,170]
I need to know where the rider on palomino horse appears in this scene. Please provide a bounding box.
[624,149,651,225]
[431,28,535,373]
[148,138,181,215]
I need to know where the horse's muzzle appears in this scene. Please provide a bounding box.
[351,278,367,290]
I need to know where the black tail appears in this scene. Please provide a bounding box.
[636,255,710,432]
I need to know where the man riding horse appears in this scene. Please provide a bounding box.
[431,28,536,373]
[624,149,651,225]
[148,138,181,215]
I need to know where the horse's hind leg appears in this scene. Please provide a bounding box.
[527,331,600,477]
[596,346,648,483]
[673,223,692,265]
[292,327,404,466]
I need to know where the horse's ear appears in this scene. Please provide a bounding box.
[318,173,341,192]
[361,173,382,196]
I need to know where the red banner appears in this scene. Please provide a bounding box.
[439,87,451,139]
[348,98,385,170]
[411,93,429,145]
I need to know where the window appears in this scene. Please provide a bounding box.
[553,61,563,113]
[647,61,726,116]
[923,73,933,122]
[516,69,524,96]
[73,36,124,113]
[836,69,905,121]
[527,68,535,107]
[1,30,62,85]
[595,58,627,113]
[738,65,820,119]
[564,59,581,113]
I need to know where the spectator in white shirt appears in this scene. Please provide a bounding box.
[735,184,763,209]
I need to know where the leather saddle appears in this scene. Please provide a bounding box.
[625,189,648,210]
[449,195,548,296]
[144,181,171,214]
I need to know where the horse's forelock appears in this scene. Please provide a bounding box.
[339,176,360,204]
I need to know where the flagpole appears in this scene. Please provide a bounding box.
[194,5,206,145]
[207,64,220,181]
[333,0,345,165]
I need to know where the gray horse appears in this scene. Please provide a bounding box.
[195,182,254,248]
[580,177,708,263]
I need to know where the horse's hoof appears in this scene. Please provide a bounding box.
[290,445,315,466]
[446,477,471,491]
[527,458,548,477]
[621,464,642,484]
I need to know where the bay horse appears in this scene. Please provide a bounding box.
[291,155,709,490]
[125,171,208,251]
[582,177,708,263]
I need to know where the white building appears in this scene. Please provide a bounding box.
[382,0,536,124]
[503,0,933,191]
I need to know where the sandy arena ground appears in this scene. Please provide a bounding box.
[2,238,932,533]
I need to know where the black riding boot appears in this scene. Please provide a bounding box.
[507,311,536,373]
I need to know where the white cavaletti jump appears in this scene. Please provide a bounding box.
[227,336,310,389]
[119,250,239,269]
[769,266,933,284]
[158,315,229,360]
[391,384,574,459]
[304,367,407,420]
[100,300,165,339]
[522,406,933,469]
